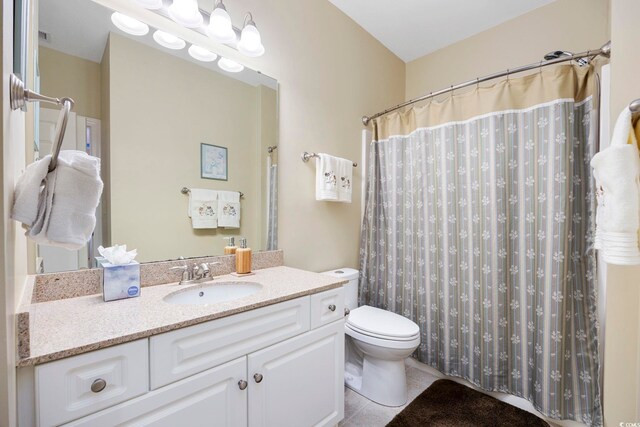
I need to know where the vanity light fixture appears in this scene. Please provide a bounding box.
[168,0,203,28]
[218,57,244,73]
[206,0,236,44]
[153,30,186,50]
[188,45,218,62]
[110,12,149,36]
[134,0,163,9]
[237,13,264,57]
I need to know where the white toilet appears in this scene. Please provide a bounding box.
[322,268,420,407]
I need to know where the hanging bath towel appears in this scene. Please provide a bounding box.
[590,107,640,265]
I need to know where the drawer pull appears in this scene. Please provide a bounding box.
[238,380,248,390]
[91,378,107,393]
[328,304,336,312]
[254,373,263,383]
[344,307,350,316]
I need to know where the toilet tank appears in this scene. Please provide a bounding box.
[321,268,359,310]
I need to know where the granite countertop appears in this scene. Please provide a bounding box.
[17,266,347,367]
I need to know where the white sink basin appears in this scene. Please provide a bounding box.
[164,281,262,305]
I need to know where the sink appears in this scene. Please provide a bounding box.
[164,281,262,305]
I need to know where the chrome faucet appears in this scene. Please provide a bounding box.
[170,261,221,285]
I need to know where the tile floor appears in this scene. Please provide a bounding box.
[339,361,440,427]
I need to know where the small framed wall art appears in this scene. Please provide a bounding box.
[201,143,228,181]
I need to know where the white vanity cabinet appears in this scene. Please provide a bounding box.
[21,289,345,427]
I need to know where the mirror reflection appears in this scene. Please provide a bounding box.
[34,0,278,273]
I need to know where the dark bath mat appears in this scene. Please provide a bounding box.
[387,379,549,427]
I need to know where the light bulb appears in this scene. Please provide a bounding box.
[218,57,244,73]
[111,12,149,36]
[188,45,218,62]
[134,0,162,9]
[238,23,264,57]
[153,30,186,50]
[206,4,236,44]
[168,0,203,28]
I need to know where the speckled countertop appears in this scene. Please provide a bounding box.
[17,266,347,367]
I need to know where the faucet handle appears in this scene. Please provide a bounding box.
[170,265,190,281]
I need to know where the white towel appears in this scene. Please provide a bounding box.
[316,153,339,201]
[12,150,103,250]
[590,107,640,265]
[217,191,241,228]
[337,158,353,203]
[189,189,218,229]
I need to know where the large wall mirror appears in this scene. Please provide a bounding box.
[33,0,278,273]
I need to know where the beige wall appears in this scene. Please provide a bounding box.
[242,0,406,271]
[604,0,640,424]
[39,47,101,119]
[107,33,267,262]
[405,0,610,100]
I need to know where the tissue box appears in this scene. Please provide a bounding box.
[98,259,141,302]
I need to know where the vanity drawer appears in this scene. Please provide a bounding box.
[310,287,345,329]
[36,339,149,427]
[150,296,310,390]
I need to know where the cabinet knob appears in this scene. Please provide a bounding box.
[238,380,248,390]
[328,304,336,312]
[253,373,263,383]
[344,307,350,317]
[91,378,107,393]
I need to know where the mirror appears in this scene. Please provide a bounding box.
[34,0,278,272]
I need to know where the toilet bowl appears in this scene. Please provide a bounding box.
[322,269,421,407]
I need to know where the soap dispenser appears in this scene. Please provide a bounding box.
[224,237,237,255]
[235,238,252,274]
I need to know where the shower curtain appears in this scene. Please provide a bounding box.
[360,65,602,425]
[266,156,278,250]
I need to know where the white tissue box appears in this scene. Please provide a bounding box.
[97,259,141,302]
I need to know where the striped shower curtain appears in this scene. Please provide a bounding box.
[359,65,602,425]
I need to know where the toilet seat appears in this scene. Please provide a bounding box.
[345,323,420,350]
[346,305,420,339]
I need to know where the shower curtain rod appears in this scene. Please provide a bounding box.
[362,41,611,126]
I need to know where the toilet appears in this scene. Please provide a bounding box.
[322,268,421,407]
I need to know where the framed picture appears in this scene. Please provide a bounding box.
[201,143,228,181]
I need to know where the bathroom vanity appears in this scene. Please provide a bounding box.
[16,265,346,427]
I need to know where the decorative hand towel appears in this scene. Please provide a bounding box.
[12,150,103,250]
[337,157,353,203]
[590,107,640,265]
[189,189,219,229]
[217,191,241,228]
[315,153,339,201]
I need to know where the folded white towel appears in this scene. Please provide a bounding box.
[316,153,339,201]
[217,191,241,228]
[189,189,219,229]
[337,158,353,203]
[12,150,103,250]
[590,107,640,265]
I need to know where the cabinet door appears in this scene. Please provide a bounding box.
[63,357,247,427]
[248,321,344,427]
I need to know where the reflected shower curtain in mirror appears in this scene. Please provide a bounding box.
[266,156,278,250]
[359,66,602,425]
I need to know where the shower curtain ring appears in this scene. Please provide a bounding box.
[506,69,510,82]
[476,77,480,90]
[450,85,454,99]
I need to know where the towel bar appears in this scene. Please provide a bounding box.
[181,187,244,199]
[630,98,640,118]
[10,74,74,172]
[301,151,357,167]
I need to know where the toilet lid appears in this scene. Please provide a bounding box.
[346,306,420,339]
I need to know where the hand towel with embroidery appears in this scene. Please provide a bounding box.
[315,153,339,201]
[189,189,218,229]
[337,157,353,203]
[217,191,241,228]
[590,107,640,265]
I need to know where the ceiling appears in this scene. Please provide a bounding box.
[328,0,556,62]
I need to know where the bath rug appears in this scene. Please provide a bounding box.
[387,379,549,427]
